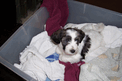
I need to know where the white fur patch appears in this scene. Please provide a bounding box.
[65,29,79,55]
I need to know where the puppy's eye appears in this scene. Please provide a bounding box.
[62,36,71,42]
[66,37,71,42]
[62,36,71,45]
[75,38,80,42]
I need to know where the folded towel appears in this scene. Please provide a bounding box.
[41,0,69,36]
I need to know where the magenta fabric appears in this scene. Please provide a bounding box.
[40,0,69,36]
[59,60,85,81]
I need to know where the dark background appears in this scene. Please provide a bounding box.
[0,0,122,80]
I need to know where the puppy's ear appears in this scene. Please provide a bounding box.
[50,29,65,44]
[77,29,85,43]
[81,35,91,59]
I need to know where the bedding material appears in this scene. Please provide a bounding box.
[14,23,122,81]
[59,60,85,81]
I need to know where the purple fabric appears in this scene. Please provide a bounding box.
[40,0,69,36]
[59,60,85,81]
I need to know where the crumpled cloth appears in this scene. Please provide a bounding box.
[40,0,69,36]
[79,63,110,81]
[79,47,122,81]
[59,60,85,81]
[14,31,65,81]
[64,23,122,62]
[14,23,122,81]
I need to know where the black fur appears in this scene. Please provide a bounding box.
[50,29,66,44]
[62,36,71,50]
[51,28,90,59]
[66,28,85,43]
[73,28,85,43]
[51,28,85,45]
[81,35,91,59]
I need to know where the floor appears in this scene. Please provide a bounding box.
[0,0,122,80]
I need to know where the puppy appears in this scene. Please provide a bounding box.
[51,28,91,64]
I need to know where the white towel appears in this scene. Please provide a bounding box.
[14,31,65,81]
[79,63,110,81]
[29,31,56,57]
[101,25,122,48]
[14,23,122,81]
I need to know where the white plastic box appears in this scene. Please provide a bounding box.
[0,1,122,81]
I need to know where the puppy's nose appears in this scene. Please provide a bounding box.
[70,49,75,53]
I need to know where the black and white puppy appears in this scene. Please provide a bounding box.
[51,28,91,64]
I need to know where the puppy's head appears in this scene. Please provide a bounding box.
[51,28,85,55]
